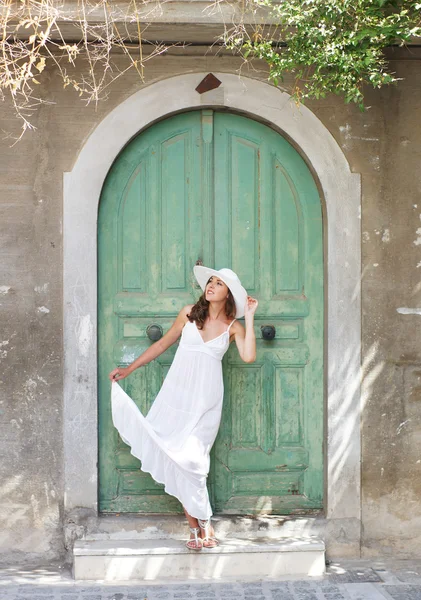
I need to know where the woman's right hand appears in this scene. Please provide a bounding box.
[108,366,131,382]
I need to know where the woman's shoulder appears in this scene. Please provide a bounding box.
[181,304,195,318]
[230,319,244,332]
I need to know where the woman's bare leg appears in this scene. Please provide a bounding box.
[198,518,218,546]
[183,506,202,549]
[183,506,199,529]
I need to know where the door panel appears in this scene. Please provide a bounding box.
[211,113,323,513]
[98,110,323,514]
[99,112,206,512]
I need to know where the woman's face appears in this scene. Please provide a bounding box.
[205,276,229,303]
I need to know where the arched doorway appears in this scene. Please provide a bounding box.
[98,110,324,514]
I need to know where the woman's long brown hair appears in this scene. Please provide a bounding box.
[188,277,236,330]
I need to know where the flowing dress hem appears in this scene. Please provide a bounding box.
[111,382,213,520]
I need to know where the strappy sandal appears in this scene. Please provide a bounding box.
[198,518,219,548]
[185,526,203,551]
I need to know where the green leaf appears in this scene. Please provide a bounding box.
[233,0,419,109]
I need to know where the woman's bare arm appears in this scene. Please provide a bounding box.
[231,296,258,363]
[109,305,193,381]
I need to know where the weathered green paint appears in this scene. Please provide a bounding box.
[98,110,323,514]
[211,114,323,513]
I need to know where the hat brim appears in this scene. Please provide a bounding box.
[193,266,247,318]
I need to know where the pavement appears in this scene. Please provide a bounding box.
[1,560,421,600]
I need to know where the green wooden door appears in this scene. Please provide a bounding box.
[98,110,323,514]
[211,114,323,513]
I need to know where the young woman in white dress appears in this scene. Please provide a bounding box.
[109,266,258,551]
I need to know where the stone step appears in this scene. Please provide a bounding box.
[73,536,325,582]
[78,514,325,541]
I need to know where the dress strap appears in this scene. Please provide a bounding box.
[227,319,236,331]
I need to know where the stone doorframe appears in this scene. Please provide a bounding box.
[63,72,361,553]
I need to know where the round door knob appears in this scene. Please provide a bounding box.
[261,325,276,340]
[146,324,163,341]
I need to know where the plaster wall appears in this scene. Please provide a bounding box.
[0,47,420,564]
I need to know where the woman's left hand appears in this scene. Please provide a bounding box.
[244,295,258,318]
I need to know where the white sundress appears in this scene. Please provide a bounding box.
[111,318,236,520]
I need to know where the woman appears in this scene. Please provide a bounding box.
[109,266,258,551]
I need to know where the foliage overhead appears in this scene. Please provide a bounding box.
[0,0,168,139]
[0,0,420,139]
[232,0,421,109]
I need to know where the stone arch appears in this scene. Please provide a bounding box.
[63,72,361,551]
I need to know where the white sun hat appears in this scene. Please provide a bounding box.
[193,265,248,318]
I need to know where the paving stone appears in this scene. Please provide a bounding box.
[269,584,290,591]
[5,565,421,600]
[383,585,421,600]
[328,569,382,584]
[15,596,55,600]
[217,585,236,590]
[396,572,421,584]
[319,585,340,591]
[18,587,58,594]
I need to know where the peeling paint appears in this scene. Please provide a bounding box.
[34,283,49,293]
[0,286,11,295]
[397,307,421,315]
[77,314,93,357]
[0,340,9,358]
[37,306,50,314]
[338,124,379,146]
[369,156,380,171]
[414,227,421,246]
[397,419,411,435]
[373,263,379,267]
[44,482,50,509]
[24,379,37,393]
[30,494,41,526]
[417,262,421,269]
[382,229,390,243]
[363,231,370,242]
